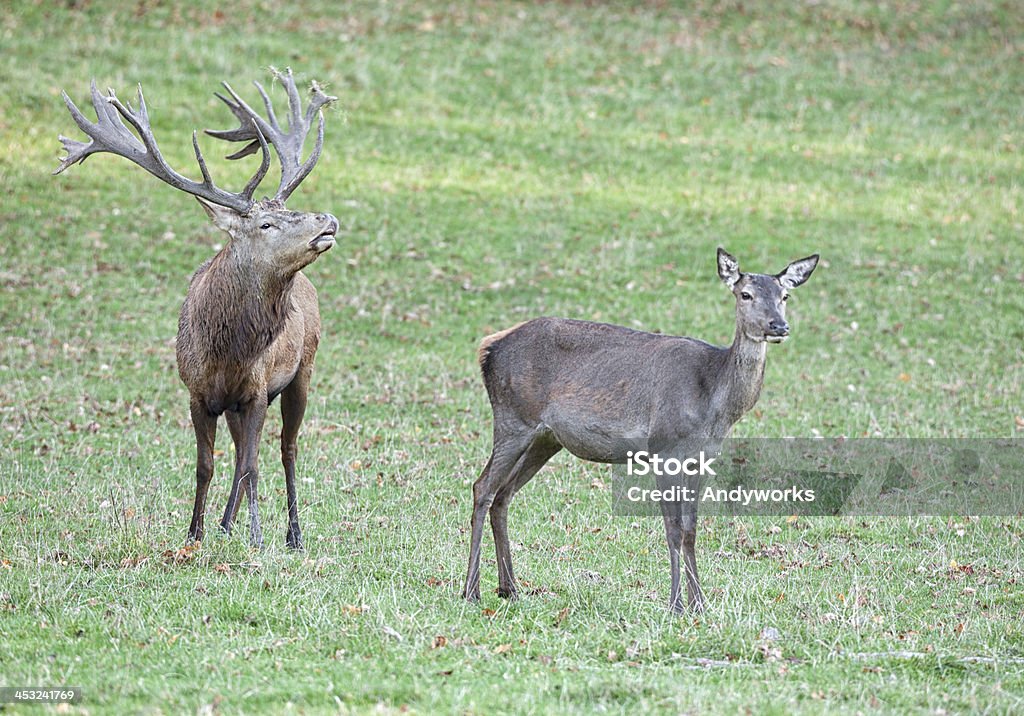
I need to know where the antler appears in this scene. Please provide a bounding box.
[205,67,336,203]
[55,81,271,214]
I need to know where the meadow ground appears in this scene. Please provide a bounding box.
[1,1,1023,713]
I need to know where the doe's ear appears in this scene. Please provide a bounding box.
[777,254,819,289]
[717,247,741,289]
[196,197,239,234]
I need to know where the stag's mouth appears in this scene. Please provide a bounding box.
[309,216,339,253]
[764,333,789,344]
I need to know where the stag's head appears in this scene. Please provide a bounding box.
[717,247,819,344]
[55,67,339,273]
[199,198,338,273]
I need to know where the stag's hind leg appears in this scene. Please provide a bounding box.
[491,438,561,599]
[280,369,312,550]
[220,411,246,534]
[220,400,268,549]
[187,403,218,543]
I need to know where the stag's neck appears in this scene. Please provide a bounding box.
[720,330,767,420]
[190,245,297,367]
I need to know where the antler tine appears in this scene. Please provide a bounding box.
[55,81,142,174]
[204,67,336,203]
[253,81,279,132]
[278,110,325,202]
[238,121,272,203]
[276,67,305,142]
[55,80,270,214]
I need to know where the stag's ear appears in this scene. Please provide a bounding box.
[777,254,819,289]
[717,247,741,289]
[197,197,239,234]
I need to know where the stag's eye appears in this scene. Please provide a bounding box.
[260,223,272,230]
[782,293,790,302]
[740,291,753,301]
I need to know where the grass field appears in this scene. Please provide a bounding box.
[1,1,1023,713]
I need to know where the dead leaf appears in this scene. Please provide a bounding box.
[432,635,448,649]
[493,643,512,655]
[162,542,201,565]
[213,563,231,574]
[481,608,496,618]
[553,606,570,627]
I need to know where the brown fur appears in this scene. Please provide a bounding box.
[179,199,338,549]
[53,71,338,551]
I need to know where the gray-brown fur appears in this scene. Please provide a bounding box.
[464,248,818,612]
[178,199,336,550]
[56,71,337,549]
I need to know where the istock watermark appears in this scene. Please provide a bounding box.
[626,450,717,477]
[623,483,816,507]
[612,438,1024,516]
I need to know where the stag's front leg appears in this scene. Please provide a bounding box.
[187,403,218,543]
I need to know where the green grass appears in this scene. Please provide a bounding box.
[2,0,1023,712]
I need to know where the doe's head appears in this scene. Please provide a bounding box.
[717,247,819,344]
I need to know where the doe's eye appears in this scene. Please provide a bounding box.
[260,223,272,230]
[782,293,790,301]
[740,291,753,301]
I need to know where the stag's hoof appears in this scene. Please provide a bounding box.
[286,529,303,551]
[496,586,519,600]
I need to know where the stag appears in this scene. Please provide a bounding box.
[56,69,338,549]
[463,248,818,612]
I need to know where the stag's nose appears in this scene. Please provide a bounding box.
[316,214,339,232]
[767,319,789,337]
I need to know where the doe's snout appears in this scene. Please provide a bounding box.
[767,318,789,336]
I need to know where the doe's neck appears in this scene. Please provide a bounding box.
[722,328,768,417]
